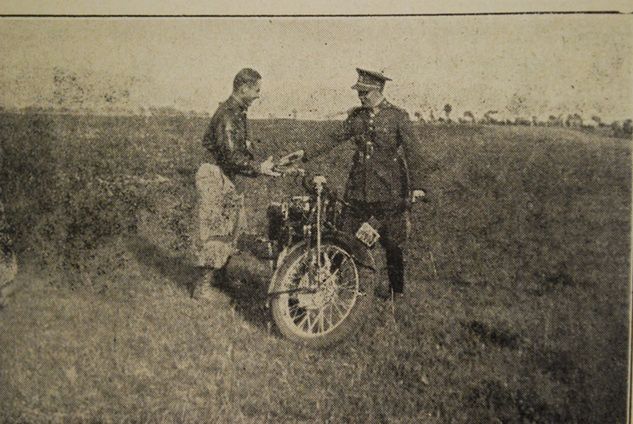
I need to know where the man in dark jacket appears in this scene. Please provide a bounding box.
[340,68,426,299]
[202,68,279,186]
[194,68,279,295]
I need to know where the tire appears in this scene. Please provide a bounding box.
[270,239,375,348]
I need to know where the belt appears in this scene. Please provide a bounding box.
[357,146,398,161]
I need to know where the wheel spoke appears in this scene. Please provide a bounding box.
[336,280,356,296]
[330,297,344,319]
[337,287,358,300]
[321,267,341,286]
[291,307,306,322]
[337,277,359,293]
[330,257,348,274]
[320,258,351,289]
[336,271,359,292]
[288,301,301,313]
[326,304,334,329]
[328,298,348,328]
[299,310,310,331]
[334,293,353,313]
[318,309,325,333]
[308,310,319,333]
[336,282,356,293]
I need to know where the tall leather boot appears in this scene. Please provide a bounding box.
[385,245,404,294]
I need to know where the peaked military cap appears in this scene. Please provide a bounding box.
[351,68,392,91]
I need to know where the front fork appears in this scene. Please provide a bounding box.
[312,176,328,285]
[266,175,327,306]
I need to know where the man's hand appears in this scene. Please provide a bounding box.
[259,156,282,177]
[411,189,429,203]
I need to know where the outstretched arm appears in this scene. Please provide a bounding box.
[303,115,354,163]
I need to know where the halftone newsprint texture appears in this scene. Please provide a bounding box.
[0,2,631,422]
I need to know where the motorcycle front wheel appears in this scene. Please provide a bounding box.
[270,240,375,348]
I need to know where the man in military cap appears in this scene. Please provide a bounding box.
[340,68,426,299]
[194,68,280,296]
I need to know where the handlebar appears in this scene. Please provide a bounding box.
[299,174,351,208]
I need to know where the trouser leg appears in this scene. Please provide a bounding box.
[379,206,409,294]
[194,164,239,270]
[343,201,408,294]
[384,242,405,294]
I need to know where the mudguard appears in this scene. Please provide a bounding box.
[328,230,377,271]
[267,231,376,297]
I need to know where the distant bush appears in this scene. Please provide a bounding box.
[0,113,152,282]
[611,119,633,139]
[1,115,59,256]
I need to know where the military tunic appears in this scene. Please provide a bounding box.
[343,99,422,205]
[340,99,424,294]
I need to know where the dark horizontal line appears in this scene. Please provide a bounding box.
[0,11,625,18]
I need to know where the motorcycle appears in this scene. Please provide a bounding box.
[225,151,425,348]
[263,173,379,348]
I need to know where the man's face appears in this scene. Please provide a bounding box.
[357,90,370,107]
[357,88,382,108]
[240,80,261,107]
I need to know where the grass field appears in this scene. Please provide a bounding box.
[0,113,630,422]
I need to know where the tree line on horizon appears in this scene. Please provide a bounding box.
[414,104,632,138]
[1,102,631,139]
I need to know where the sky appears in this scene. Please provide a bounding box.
[0,15,631,121]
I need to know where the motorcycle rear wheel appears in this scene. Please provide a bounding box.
[270,241,375,348]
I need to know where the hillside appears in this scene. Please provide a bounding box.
[0,114,630,422]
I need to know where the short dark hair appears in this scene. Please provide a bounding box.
[233,68,262,91]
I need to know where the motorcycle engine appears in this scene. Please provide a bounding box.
[267,196,311,247]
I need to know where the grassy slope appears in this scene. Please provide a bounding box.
[0,115,630,422]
